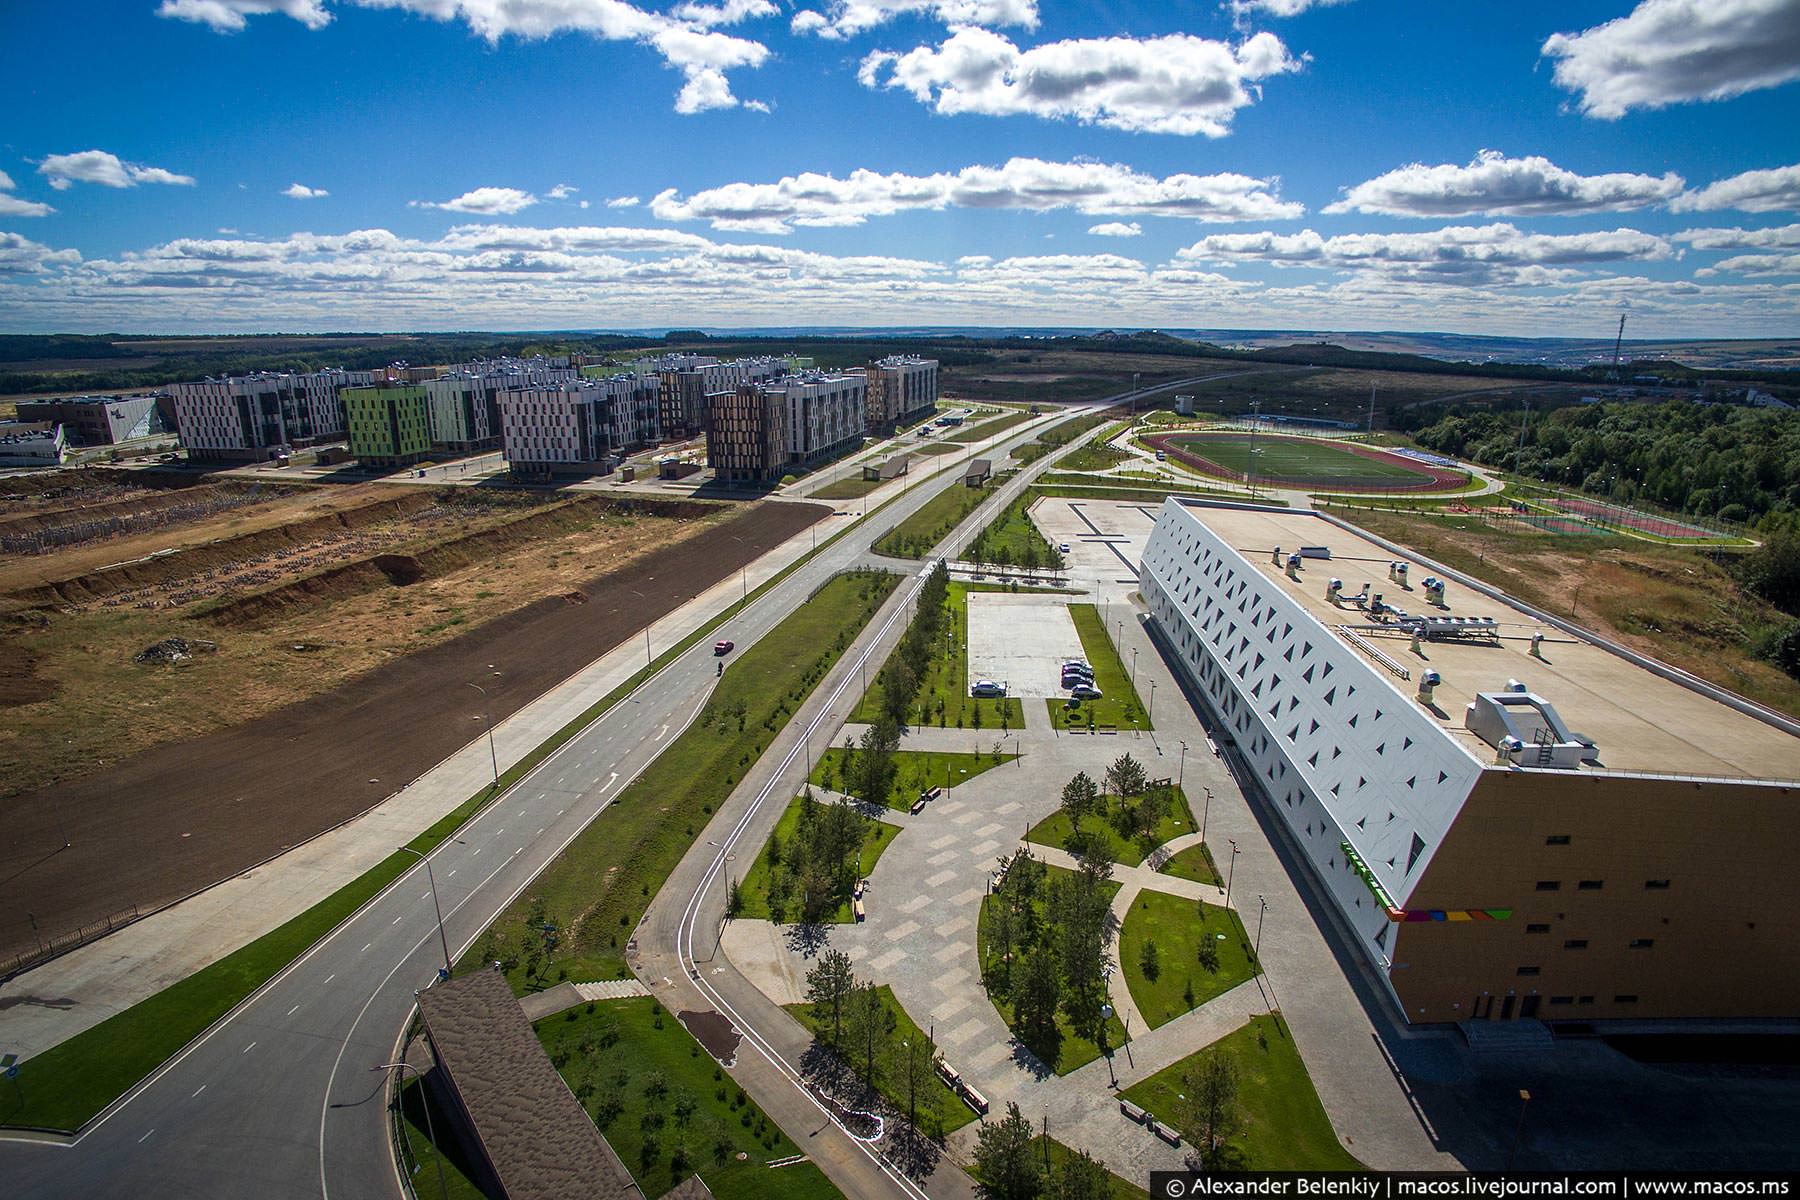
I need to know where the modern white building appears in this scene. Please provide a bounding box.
[496,376,660,475]
[1140,497,1800,1025]
[0,423,68,467]
[167,369,364,461]
[15,395,171,446]
[863,355,938,432]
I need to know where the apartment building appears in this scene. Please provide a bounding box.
[1139,499,1800,1026]
[496,376,659,476]
[167,369,364,461]
[704,372,866,483]
[659,356,786,436]
[864,355,939,432]
[343,383,433,467]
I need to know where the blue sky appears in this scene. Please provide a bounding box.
[2,0,1798,336]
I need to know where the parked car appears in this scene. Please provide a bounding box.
[1155,451,1167,461]
[1058,541,1071,553]
[713,640,735,655]
[1061,666,1094,683]
[971,679,1007,697]
[1068,683,1104,700]
[1061,659,1091,671]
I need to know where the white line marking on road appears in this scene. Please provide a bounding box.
[515,847,522,855]
[138,1129,154,1144]
[472,847,482,855]
[192,1085,206,1098]
[536,827,544,835]
[287,1005,300,1016]
[242,1042,256,1054]
[391,915,403,925]
[654,723,669,742]
[557,808,566,816]
[448,869,457,878]
[495,828,504,836]
[323,974,335,985]
[361,943,372,953]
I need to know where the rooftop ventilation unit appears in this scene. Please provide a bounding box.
[1467,688,1600,769]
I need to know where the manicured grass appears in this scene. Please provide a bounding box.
[1118,890,1256,1029]
[1167,431,1437,488]
[917,441,962,455]
[810,747,1018,811]
[734,794,903,922]
[946,410,1033,443]
[470,569,900,989]
[809,475,879,499]
[540,997,844,1200]
[1059,442,1130,471]
[853,581,1025,728]
[1121,1014,1363,1170]
[1044,602,1151,731]
[1031,479,1278,506]
[786,985,978,1135]
[965,491,1058,568]
[976,866,1129,1075]
[874,480,995,558]
[1026,786,1196,868]
[1158,842,1220,886]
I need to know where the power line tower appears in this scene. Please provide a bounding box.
[1609,312,1628,380]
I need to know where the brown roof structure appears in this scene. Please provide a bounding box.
[416,968,642,1200]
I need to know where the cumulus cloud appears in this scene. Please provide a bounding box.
[859,27,1302,135]
[1697,252,1800,277]
[1326,150,1684,218]
[1089,222,1143,237]
[649,157,1302,233]
[791,0,1037,40]
[283,182,328,199]
[1674,223,1800,250]
[0,231,81,275]
[39,150,195,191]
[1177,222,1674,283]
[546,183,579,200]
[1228,0,1351,19]
[607,195,642,208]
[411,187,538,215]
[0,170,54,217]
[158,0,771,114]
[1671,162,1800,213]
[1542,0,1800,119]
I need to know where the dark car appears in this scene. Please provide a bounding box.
[714,640,734,655]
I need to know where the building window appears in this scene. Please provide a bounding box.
[1549,996,1574,1005]
[1628,938,1655,949]
[1526,923,1550,933]
[1577,880,1604,891]
[1516,966,1541,977]
[1563,939,1588,949]
[1544,835,1571,846]
[1644,879,1671,890]
[1614,994,1639,1004]
[1535,881,1560,892]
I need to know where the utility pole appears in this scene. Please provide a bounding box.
[1246,400,1261,498]
[1367,383,1376,438]
[466,682,499,791]
[1610,312,1627,380]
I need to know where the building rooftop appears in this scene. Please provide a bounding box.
[1183,502,1800,783]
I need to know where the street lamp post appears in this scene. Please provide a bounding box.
[1509,1089,1532,1170]
[1177,741,1187,794]
[374,1061,449,1200]
[1254,895,1267,973]
[1130,646,1138,693]
[466,682,499,791]
[629,588,654,668]
[1224,838,1241,910]
[1148,679,1156,727]
[1100,1003,1118,1088]
[1201,786,1212,845]
[397,846,453,981]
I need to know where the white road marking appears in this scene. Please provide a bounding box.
[138,1129,155,1144]
[536,827,544,835]
[361,943,372,953]
[242,1042,256,1054]
[323,974,335,985]
[654,723,669,742]
[192,1085,206,1098]
[287,1005,300,1016]
[391,916,403,925]
[472,847,482,856]
[447,869,457,878]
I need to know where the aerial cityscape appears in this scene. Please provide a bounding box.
[2,3,1799,1200]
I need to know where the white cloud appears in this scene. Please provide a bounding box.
[1697,252,1800,277]
[791,0,1037,40]
[1228,0,1351,18]
[859,27,1301,135]
[412,186,538,215]
[38,150,195,190]
[1542,0,1800,119]
[0,170,54,217]
[1671,163,1800,213]
[1675,223,1800,250]
[607,195,642,208]
[1177,222,1674,283]
[1088,222,1143,238]
[283,182,328,199]
[546,183,579,199]
[649,157,1301,233]
[158,0,771,114]
[1326,150,1684,218]
[0,231,80,275]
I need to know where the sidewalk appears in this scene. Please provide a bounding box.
[0,500,847,1062]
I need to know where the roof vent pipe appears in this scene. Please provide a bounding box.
[1417,668,1441,704]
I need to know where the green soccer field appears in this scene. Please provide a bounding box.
[1165,432,1440,488]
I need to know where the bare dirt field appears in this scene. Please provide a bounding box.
[0,497,825,958]
[941,350,1245,403]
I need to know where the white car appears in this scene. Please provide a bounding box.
[1068,682,1103,700]
[971,679,1008,697]
[1059,542,1071,553]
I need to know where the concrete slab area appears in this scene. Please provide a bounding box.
[966,591,1085,697]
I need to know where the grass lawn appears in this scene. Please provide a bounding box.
[965,491,1058,568]
[786,985,978,1136]
[1157,842,1220,886]
[734,794,903,922]
[945,410,1033,443]
[976,866,1129,1075]
[853,581,1026,728]
[809,475,879,499]
[540,997,844,1200]
[875,480,995,558]
[466,569,899,989]
[1016,1136,1149,1200]
[1166,432,1435,488]
[1059,442,1130,471]
[1026,786,1196,868]
[1043,603,1151,731]
[916,441,963,455]
[1118,890,1256,1029]
[1121,1014,1363,1170]
[810,747,1018,811]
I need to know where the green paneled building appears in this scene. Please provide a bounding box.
[343,383,432,467]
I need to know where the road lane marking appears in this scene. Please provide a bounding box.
[391,915,403,925]
[654,723,669,742]
[472,847,482,856]
[287,1005,300,1016]
[447,869,457,878]
[536,827,544,835]
[242,1042,256,1054]
[139,1129,154,1144]
[323,974,335,985]
[192,1085,206,1098]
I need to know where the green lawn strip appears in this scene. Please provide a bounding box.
[972,1136,1149,1200]
[965,490,1058,567]
[917,441,962,455]
[1025,787,1197,868]
[469,570,900,988]
[809,476,879,500]
[1118,890,1256,1029]
[946,411,1032,443]
[397,1076,491,1200]
[733,795,903,922]
[1120,1014,1364,1170]
[976,866,1128,1076]
[809,747,1017,812]
[1158,842,1220,886]
[874,480,996,558]
[540,997,844,1200]
[1059,443,1130,472]
[1042,603,1151,731]
[852,580,1026,728]
[785,985,977,1135]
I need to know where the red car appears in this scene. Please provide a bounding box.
[714,640,735,655]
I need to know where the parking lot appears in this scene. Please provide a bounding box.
[966,592,1087,696]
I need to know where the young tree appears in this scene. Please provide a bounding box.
[1105,753,1147,800]
[901,1027,940,1135]
[845,982,895,1086]
[806,948,856,1048]
[1015,949,1062,1061]
[1059,771,1099,829]
[1140,937,1161,982]
[1054,1147,1112,1200]
[973,1102,1043,1200]
[853,718,901,808]
[1180,1049,1242,1170]
[988,895,1018,987]
[1197,936,1221,974]
[726,876,744,919]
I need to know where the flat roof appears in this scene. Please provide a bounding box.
[1178,502,1800,783]
[417,968,642,1200]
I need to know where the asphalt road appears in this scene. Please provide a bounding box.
[0,380,1231,1200]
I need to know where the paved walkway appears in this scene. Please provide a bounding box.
[0,501,847,1061]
